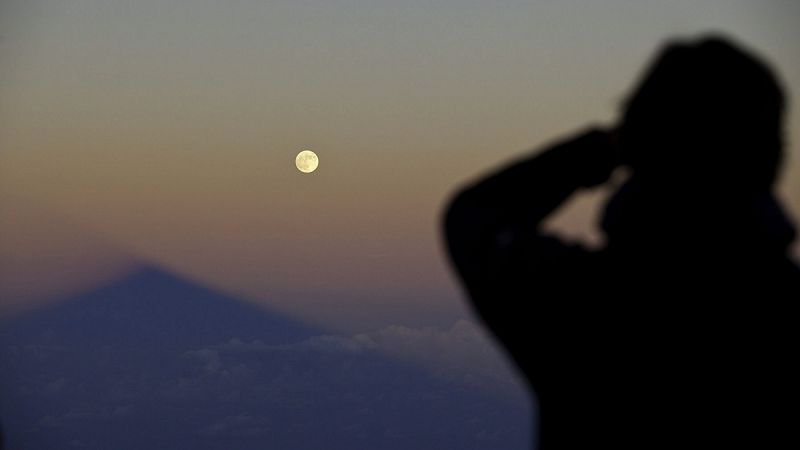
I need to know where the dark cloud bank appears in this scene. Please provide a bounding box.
[1,267,530,449]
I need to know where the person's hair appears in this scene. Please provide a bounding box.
[620,35,785,191]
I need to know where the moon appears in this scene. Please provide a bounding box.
[295,150,319,174]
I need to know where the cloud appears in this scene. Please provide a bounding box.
[337,320,527,399]
[3,320,531,449]
[184,348,222,374]
[186,319,527,401]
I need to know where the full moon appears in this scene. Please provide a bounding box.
[295,150,319,174]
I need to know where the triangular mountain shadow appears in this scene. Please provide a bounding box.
[0,266,321,348]
[0,266,531,450]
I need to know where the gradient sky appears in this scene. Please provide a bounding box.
[2,0,799,331]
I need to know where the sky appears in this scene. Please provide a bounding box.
[1,0,799,332]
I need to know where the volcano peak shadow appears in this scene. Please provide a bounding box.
[1,266,320,348]
[0,266,530,450]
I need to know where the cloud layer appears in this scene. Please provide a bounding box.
[2,320,530,449]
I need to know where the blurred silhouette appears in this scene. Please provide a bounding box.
[444,35,799,449]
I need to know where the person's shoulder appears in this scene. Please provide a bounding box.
[752,254,800,296]
[784,255,800,284]
[514,234,603,282]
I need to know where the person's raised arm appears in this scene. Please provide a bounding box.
[443,127,619,298]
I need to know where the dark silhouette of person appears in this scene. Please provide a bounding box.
[443,35,799,449]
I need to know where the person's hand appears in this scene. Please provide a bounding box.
[568,126,621,188]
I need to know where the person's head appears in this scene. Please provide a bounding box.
[618,35,786,194]
[602,35,795,252]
